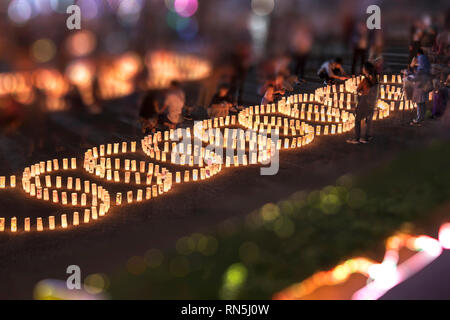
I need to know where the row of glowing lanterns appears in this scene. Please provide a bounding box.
[0,51,212,111]
[0,74,419,233]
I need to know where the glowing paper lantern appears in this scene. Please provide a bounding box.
[84,209,90,223]
[37,217,43,231]
[61,214,68,229]
[49,216,55,230]
[24,217,30,232]
[10,175,16,188]
[73,212,79,226]
[11,217,17,232]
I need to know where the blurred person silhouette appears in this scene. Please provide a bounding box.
[431,79,448,118]
[410,73,431,125]
[139,90,160,134]
[409,18,424,64]
[290,22,313,81]
[368,30,384,75]
[230,41,252,105]
[410,48,431,75]
[420,14,437,57]
[317,57,348,85]
[261,84,275,106]
[347,62,379,144]
[0,94,22,134]
[351,21,370,75]
[208,83,235,118]
[159,80,185,129]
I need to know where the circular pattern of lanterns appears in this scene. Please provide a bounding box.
[0,73,416,233]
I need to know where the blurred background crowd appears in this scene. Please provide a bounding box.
[0,0,448,153]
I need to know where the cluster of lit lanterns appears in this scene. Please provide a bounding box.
[0,73,417,233]
[274,222,450,300]
[0,51,212,111]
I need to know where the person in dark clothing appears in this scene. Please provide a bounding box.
[347,62,379,144]
[317,57,348,85]
[139,90,160,134]
[351,21,370,75]
[209,84,235,118]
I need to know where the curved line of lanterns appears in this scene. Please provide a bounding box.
[0,74,415,233]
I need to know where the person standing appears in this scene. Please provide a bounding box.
[160,81,185,128]
[351,21,369,75]
[138,90,160,134]
[347,62,379,144]
[290,22,313,81]
[410,73,429,125]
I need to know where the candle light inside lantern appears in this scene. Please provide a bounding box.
[62,192,67,205]
[71,193,77,206]
[81,193,87,206]
[37,217,43,231]
[92,206,98,220]
[0,176,5,188]
[73,212,79,226]
[45,175,51,187]
[11,217,17,232]
[135,172,141,184]
[43,188,49,201]
[49,216,55,230]
[71,158,77,169]
[84,209,90,223]
[52,190,59,203]
[63,158,68,170]
[24,217,30,232]
[61,214,68,229]
[116,192,122,205]
[0,218,4,231]
[99,204,105,217]
[75,178,81,191]
[10,175,16,188]
[127,191,133,203]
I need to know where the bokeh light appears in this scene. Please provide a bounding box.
[439,223,450,249]
[251,0,275,16]
[31,38,57,63]
[84,273,109,295]
[8,0,32,24]
[50,0,74,13]
[78,0,99,20]
[117,0,143,25]
[66,30,97,57]
[126,256,147,275]
[174,0,198,18]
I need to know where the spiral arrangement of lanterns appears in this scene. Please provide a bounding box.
[0,73,416,233]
